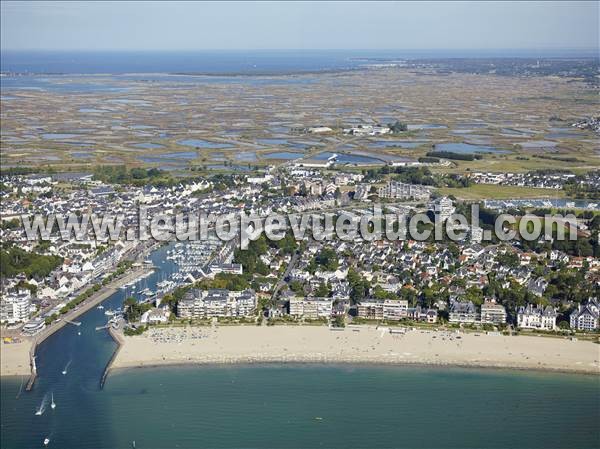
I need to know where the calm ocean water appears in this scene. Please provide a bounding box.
[2,49,597,74]
[2,363,599,449]
[1,241,599,449]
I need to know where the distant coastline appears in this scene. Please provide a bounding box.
[2,48,598,75]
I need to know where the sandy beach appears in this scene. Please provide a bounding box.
[0,340,32,377]
[111,325,600,375]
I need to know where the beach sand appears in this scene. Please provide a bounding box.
[112,325,600,374]
[0,340,32,377]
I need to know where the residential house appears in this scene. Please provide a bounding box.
[449,299,478,324]
[517,304,557,330]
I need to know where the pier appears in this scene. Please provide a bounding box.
[100,327,124,389]
[25,344,37,391]
[23,266,153,391]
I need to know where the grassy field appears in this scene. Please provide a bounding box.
[430,153,600,175]
[437,184,567,200]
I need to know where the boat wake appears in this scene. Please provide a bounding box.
[62,359,72,375]
[35,393,50,416]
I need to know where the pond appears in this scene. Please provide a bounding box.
[500,128,535,137]
[434,143,508,154]
[70,152,94,159]
[369,140,428,149]
[457,122,489,128]
[130,125,156,130]
[78,108,106,113]
[264,151,304,160]
[408,123,447,130]
[235,152,258,161]
[518,140,558,149]
[257,138,290,145]
[205,164,251,171]
[314,152,383,164]
[137,151,198,163]
[41,133,79,140]
[545,132,581,139]
[132,143,165,149]
[178,139,233,149]
[107,98,151,106]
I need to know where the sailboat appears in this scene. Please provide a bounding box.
[51,393,56,410]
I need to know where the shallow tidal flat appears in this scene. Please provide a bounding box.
[1,69,597,173]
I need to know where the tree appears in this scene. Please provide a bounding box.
[314,247,339,271]
[315,282,330,297]
[333,315,345,328]
[289,280,304,294]
[123,297,150,322]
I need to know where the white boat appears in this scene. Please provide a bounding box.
[97,305,104,310]
[104,310,115,316]
[44,437,50,446]
[51,393,56,410]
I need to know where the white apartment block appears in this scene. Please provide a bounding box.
[569,299,599,331]
[480,302,507,324]
[289,297,333,320]
[0,290,32,324]
[430,197,455,222]
[177,289,256,319]
[357,300,409,321]
[378,181,431,201]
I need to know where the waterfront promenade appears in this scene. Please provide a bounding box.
[0,266,153,379]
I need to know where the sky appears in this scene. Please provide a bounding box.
[1,1,598,51]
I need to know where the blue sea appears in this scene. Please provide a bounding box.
[2,49,597,74]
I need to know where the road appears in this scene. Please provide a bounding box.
[270,251,299,302]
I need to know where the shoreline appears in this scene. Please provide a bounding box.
[109,359,600,378]
[32,266,154,345]
[100,326,125,389]
[109,325,600,377]
[0,266,152,378]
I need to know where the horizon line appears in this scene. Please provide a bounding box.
[2,47,599,52]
